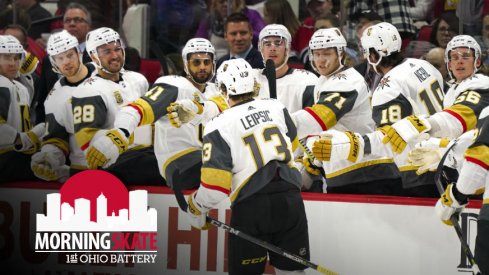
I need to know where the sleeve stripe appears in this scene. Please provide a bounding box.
[466,156,489,170]
[304,107,327,130]
[128,104,144,126]
[130,98,156,126]
[444,109,467,133]
[201,167,232,191]
[201,181,230,195]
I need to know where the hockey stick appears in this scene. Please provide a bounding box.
[265,59,277,99]
[434,142,481,275]
[171,183,338,275]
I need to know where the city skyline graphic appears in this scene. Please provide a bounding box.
[36,170,157,232]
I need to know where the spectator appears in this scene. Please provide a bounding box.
[262,0,300,57]
[15,0,52,49]
[293,0,334,64]
[195,0,265,59]
[424,47,450,84]
[475,13,489,65]
[36,2,92,123]
[216,12,264,69]
[429,12,459,48]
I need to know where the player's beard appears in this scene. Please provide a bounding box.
[190,70,211,84]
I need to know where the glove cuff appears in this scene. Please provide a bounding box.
[188,192,207,216]
[106,129,129,154]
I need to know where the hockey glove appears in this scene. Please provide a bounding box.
[167,97,204,128]
[302,157,322,176]
[86,129,129,169]
[435,184,468,226]
[312,130,363,163]
[408,138,450,175]
[14,122,45,154]
[381,115,431,154]
[31,144,69,182]
[186,191,211,230]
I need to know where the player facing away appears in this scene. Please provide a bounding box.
[291,27,400,194]
[185,58,310,274]
[0,35,45,182]
[311,22,445,197]
[30,30,96,182]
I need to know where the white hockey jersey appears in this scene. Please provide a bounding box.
[195,98,301,208]
[71,71,148,157]
[428,73,489,139]
[253,68,317,113]
[43,65,96,168]
[370,58,444,188]
[0,75,32,153]
[125,75,217,184]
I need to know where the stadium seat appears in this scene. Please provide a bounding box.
[417,25,433,42]
[139,59,161,84]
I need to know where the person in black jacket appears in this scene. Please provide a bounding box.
[216,12,264,69]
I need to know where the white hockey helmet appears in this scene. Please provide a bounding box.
[182,38,216,80]
[308,28,347,73]
[258,24,292,50]
[216,58,258,97]
[0,35,25,60]
[47,30,81,72]
[445,35,482,78]
[361,22,401,67]
[86,27,125,72]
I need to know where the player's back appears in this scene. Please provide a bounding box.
[205,98,300,203]
[372,58,444,126]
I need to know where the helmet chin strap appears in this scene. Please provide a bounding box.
[367,54,383,75]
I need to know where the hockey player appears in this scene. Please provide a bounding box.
[29,30,95,182]
[289,27,400,194]
[185,58,310,274]
[87,38,224,189]
[435,106,489,275]
[71,27,163,185]
[380,35,489,158]
[0,35,45,182]
[254,24,317,112]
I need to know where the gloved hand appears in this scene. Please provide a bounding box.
[435,184,468,226]
[14,122,45,154]
[19,51,39,75]
[312,130,363,163]
[408,147,442,175]
[85,129,129,169]
[31,144,69,182]
[186,191,211,230]
[380,115,431,153]
[167,96,203,128]
[302,157,322,176]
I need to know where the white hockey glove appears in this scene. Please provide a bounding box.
[167,97,203,128]
[186,191,211,230]
[312,130,364,163]
[14,122,45,154]
[85,129,129,169]
[435,184,468,226]
[408,138,450,175]
[31,144,69,182]
[381,115,431,154]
